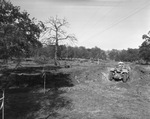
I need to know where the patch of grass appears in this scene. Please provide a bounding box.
[113,114,131,119]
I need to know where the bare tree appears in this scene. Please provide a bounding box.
[41,16,77,66]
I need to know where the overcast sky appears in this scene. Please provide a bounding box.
[10,0,150,50]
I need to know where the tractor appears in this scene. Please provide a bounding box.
[109,62,130,83]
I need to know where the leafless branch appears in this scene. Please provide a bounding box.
[59,34,77,41]
[41,16,77,47]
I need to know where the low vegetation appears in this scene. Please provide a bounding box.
[0,60,149,119]
[1,0,150,119]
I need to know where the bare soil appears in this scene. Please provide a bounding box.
[2,61,150,119]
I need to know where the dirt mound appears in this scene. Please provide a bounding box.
[129,65,150,86]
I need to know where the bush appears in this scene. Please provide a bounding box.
[34,56,54,65]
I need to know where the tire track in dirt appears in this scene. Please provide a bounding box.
[42,63,150,119]
[61,63,150,119]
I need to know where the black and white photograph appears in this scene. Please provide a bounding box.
[0,0,150,118]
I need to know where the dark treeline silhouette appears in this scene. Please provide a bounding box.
[107,48,139,62]
[32,30,150,64]
[34,45,107,60]
[34,45,140,62]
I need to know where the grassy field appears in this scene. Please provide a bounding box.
[1,60,150,119]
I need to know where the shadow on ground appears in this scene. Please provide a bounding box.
[0,66,74,119]
[0,65,73,89]
[3,88,72,119]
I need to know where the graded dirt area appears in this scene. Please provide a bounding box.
[3,61,150,119]
[32,61,150,119]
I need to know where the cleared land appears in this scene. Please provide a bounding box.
[1,61,150,119]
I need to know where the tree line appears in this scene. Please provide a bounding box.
[30,30,150,64]
[108,48,139,62]
[36,45,140,62]
[36,45,107,60]
[1,0,150,67]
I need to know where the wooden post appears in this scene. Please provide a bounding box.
[2,90,4,119]
[44,74,46,94]
[42,64,46,94]
[0,90,4,119]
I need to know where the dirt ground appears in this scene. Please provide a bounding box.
[3,61,150,119]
